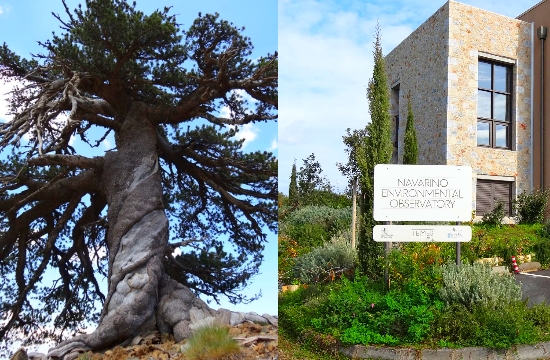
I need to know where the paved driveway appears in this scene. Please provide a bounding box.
[516,269,550,306]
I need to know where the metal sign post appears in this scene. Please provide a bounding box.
[384,221,392,290]
[456,221,461,265]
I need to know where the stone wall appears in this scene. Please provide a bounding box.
[385,2,450,166]
[446,1,532,194]
[385,0,533,212]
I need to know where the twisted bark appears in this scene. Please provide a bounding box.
[46,102,276,360]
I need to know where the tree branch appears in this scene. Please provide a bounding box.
[157,134,258,213]
[28,154,104,169]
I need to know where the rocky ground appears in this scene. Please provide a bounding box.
[12,322,278,360]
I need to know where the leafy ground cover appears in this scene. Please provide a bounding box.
[279,223,550,353]
[280,269,550,351]
[279,187,550,356]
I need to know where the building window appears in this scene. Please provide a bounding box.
[394,115,399,151]
[477,60,512,149]
[391,84,400,164]
[476,179,513,216]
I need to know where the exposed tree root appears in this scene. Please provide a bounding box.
[47,274,277,360]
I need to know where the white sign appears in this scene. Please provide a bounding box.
[374,165,472,221]
[373,225,472,242]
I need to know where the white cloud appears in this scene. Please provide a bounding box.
[269,138,277,151]
[279,0,374,193]
[278,0,540,194]
[102,138,111,149]
[219,105,230,119]
[233,123,259,149]
[0,4,12,15]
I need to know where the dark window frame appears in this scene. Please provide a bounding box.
[475,179,513,216]
[394,115,399,149]
[477,59,513,150]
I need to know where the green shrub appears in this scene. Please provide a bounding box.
[533,238,550,267]
[301,188,353,208]
[292,231,357,284]
[281,205,351,227]
[431,301,540,349]
[529,302,550,334]
[310,275,441,346]
[461,224,541,267]
[429,303,479,346]
[439,263,521,309]
[280,205,351,237]
[284,223,331,249]
[481,202,506,227]
[514,189,549,224]
[388,243,452,290]
[278,235,308,284]
[538,219,550,238]
[279,284,331,340]
[535,221,550,267]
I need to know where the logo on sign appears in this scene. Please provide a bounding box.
[412,229,434,240]
[380,228,393,239]
[447,228,463,239]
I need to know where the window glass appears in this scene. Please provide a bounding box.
[477,90,491,118]
[493,64,509,92]
[478,61,492,89]
[477,121,490,146]
[477,59,512,149]
[493,93,509,121]
[495,124,508,148]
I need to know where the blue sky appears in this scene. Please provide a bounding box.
[279,0,541,194]
[0,0,277,347]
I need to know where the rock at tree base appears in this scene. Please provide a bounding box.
[16,321,278,360]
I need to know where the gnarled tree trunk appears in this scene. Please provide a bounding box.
[47,103,276,360]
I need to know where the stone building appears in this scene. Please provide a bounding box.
[385,0,550,219]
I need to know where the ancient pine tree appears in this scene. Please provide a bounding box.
[0,0,277,358]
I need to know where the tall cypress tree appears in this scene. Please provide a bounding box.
[403,97,419,164]
[289,162,299,205]
[354,24,393,278]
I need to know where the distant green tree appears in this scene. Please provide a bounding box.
[338,127,368,193]
[289,162,299,205]
[403,97,418,165]
[307,189,352,209]
[298,153,328,199]
[278,191,288,208]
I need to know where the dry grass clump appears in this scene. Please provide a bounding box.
[182,323,242,360]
